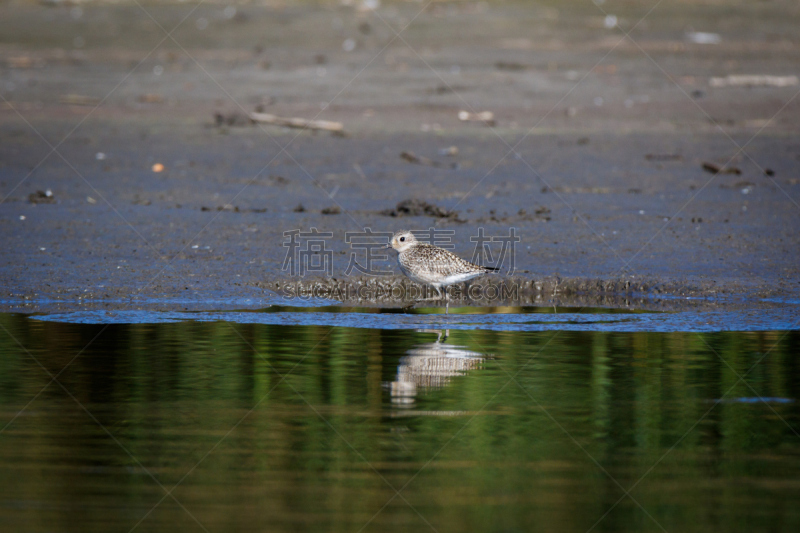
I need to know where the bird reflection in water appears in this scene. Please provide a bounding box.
[387,330,487,405]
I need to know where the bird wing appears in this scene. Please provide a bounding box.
[407,244,483,276]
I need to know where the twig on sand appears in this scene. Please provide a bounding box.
[457,110,496,126]
[249,112,344,133]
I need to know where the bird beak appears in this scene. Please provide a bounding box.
[384,243,392,249]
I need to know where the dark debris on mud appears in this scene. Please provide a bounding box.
[200,204,267,213]
[380,199,463,221]
[28,190,56,204]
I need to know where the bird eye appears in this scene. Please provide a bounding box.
[400,236,405,242]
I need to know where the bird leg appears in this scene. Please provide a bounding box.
[405,286,444,311]
[429,285,449,314]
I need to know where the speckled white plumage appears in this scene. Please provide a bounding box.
[387,230,497,310]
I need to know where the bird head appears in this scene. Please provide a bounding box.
[387,230,417,252]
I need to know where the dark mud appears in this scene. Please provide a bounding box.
[1,1,799,314]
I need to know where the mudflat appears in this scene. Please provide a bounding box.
[1,0,798,313]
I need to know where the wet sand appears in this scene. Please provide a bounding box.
[1,0,798,313]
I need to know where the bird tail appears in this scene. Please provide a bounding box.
[483,266,501,272]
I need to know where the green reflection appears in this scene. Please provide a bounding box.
[0,314,798,533]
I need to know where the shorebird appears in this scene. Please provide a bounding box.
[386,230,499,313]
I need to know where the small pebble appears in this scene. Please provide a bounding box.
[439,146,459,156]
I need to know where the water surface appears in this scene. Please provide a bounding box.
[1,309,799,532]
